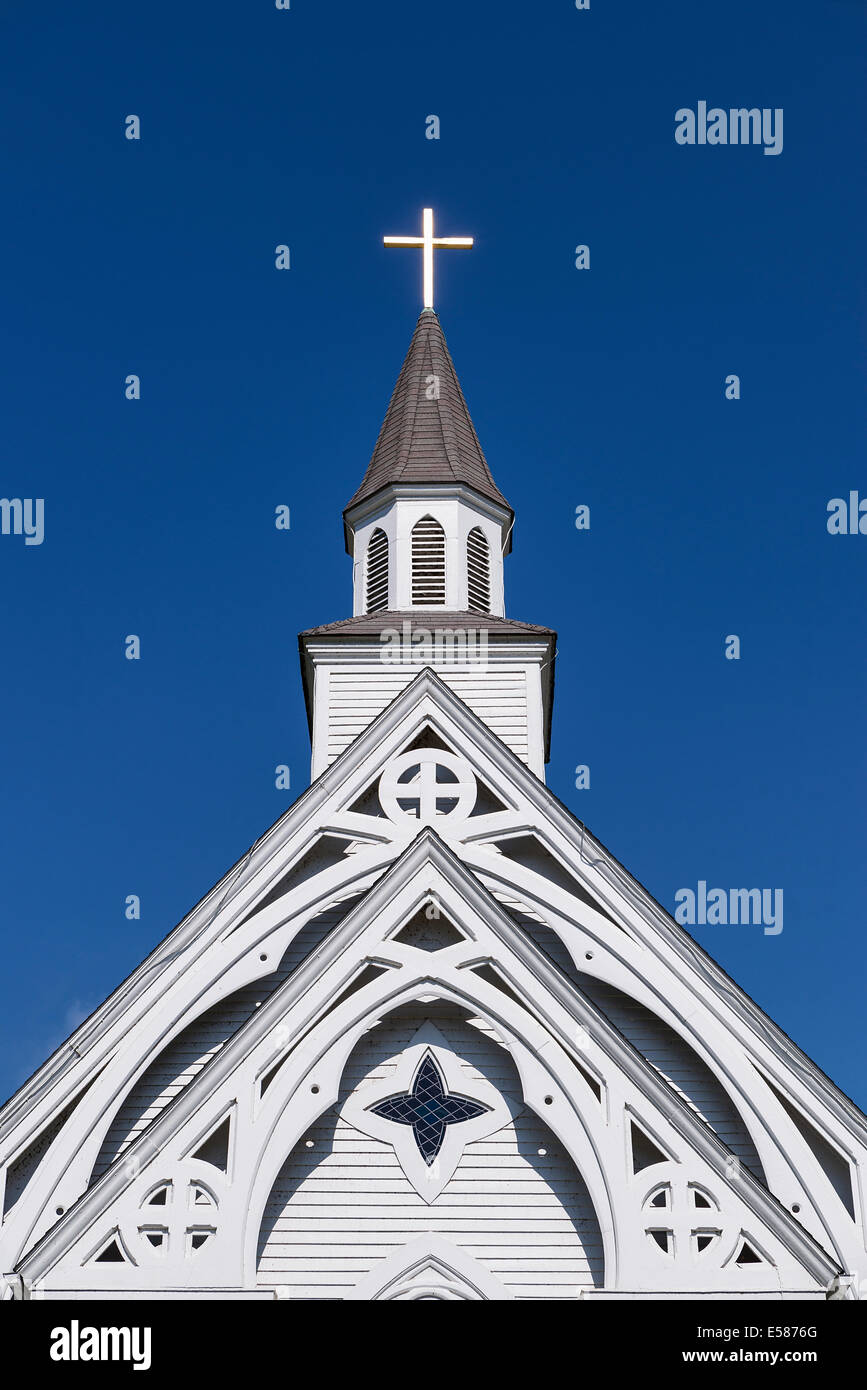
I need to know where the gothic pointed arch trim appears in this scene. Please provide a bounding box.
[15,827,841,1296]
[346,1234,514,1300]
[3,671,863,1292]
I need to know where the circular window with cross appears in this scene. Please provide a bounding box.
[135,1179,218,1262]
[643,1178,738,1264]
[379,750,477,827]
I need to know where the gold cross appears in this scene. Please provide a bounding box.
[384,208,473,310]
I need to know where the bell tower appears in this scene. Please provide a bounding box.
[343,308,512,618]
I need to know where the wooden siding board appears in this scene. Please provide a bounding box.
[325,669,530,766]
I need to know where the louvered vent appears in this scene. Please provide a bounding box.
[411,516,446,605]
[365,528,389,613]
[467,526,490,612]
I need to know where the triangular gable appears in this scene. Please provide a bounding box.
[2,667,864,1282]
[16,830,838,1297]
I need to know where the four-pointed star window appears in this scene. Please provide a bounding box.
[369,1052,490,1165]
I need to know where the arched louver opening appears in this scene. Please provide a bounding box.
[466,526,490,613]
[366,528,389,613]
[411,516,446,605]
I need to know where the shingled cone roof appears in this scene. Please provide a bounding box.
[343,309,512,539]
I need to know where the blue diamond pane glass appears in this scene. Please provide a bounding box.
[369,1053,489,1165]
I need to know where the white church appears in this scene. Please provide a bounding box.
[1,212,864,1302]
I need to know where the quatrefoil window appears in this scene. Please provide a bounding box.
[369,1052,490,1165]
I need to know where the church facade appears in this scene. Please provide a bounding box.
[1,253,865,1300]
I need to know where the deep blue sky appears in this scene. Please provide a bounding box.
[1,0,864,1112]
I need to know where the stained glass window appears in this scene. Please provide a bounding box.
[369,1052,489,1165]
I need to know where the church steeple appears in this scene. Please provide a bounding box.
[298,210,556,781]
[343,311,513,617]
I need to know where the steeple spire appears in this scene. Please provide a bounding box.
[343,309,512,541]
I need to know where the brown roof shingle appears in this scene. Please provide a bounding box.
[343,310,512,520]
[299,611,554,639]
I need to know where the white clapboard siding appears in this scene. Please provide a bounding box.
[256,1005,604,1299]
[326,669,529,765]
[88,904,350,1184]
[514,917,765,1180]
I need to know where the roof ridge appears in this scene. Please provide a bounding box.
[429,319,461,480]
[395,314,427,475]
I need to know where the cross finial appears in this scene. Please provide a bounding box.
[384,208,473,310]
